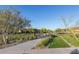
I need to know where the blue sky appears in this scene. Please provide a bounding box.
[0,5,79,30]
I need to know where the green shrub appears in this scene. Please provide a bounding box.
[0,33,49,47]
[36,38,49,48]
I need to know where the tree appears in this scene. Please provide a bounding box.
[55,28,66,34]
[40,28,48,33]
[27,28,35,33]
[0,8,31,46]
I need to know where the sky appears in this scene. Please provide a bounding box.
[0,5,79,30]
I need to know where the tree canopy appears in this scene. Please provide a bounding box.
[0,8,31,46]
[0,8,31,33]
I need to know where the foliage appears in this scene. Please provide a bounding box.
[0,33,37,45]
[55,28,67,34]
[0,8,31,46]
[40,28,48,33]
[36,38,49,48]
[36,35,56,48]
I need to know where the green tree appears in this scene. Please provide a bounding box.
[27,28,35,33]
[0,8,31,46]
[40,28,48,33]
[55,28,66,34]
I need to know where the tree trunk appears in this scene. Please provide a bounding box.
[2,34,7,47]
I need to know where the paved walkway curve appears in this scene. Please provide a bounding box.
[0,37,78,54]
[0,37,49,54]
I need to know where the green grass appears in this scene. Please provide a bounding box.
[62,34,79,46]
[48,34,79,48]
[48,36,70,48]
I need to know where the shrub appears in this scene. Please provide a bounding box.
[36,38,49,48]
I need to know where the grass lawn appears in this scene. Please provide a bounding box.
[48,36,70,48]
[48,34,79,48]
